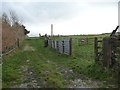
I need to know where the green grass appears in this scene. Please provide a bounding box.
[51,35,118,85]
[2,35,119,88]
[52,33,110,39]
[2,47,28,87]
[2,39,68,88]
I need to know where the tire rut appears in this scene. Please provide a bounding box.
[39,53,106,88]
[45,60,105,88]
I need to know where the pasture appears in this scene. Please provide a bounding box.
[2,34,119,88]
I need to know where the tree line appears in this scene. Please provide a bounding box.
[1,10,30,54]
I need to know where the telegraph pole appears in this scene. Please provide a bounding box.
[51,24,53,37]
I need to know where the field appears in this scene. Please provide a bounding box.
[2,34,119,88]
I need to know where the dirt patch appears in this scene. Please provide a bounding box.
[45,60,108,88]
[12,60,46,88]
[19,65,39,88]
[12,53,114,88]
[38,53,107,88]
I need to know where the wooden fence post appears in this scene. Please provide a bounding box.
[62,41,64,54]
[53,40,55,48]
[17,38,19,47]
[94,37,99,62]
[102,37,111,68]
[69,38,72,56]
[56,41,59,51]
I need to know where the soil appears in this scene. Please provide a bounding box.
[12,45,115,88]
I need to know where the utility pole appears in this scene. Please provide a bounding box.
[51,24,53,37]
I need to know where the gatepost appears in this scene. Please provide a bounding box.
[102,37,112,68]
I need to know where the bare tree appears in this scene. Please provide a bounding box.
[9,10,21,25]
[2,12,10,24]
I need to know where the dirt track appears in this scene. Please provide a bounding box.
[11,44,115,88]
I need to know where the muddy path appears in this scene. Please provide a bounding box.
[12,45,45,88]
[12,44,111,88]
[41,59,105,88]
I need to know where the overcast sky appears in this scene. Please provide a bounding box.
[1,0,120,36]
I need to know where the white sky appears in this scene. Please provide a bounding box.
[1,0,120,37]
